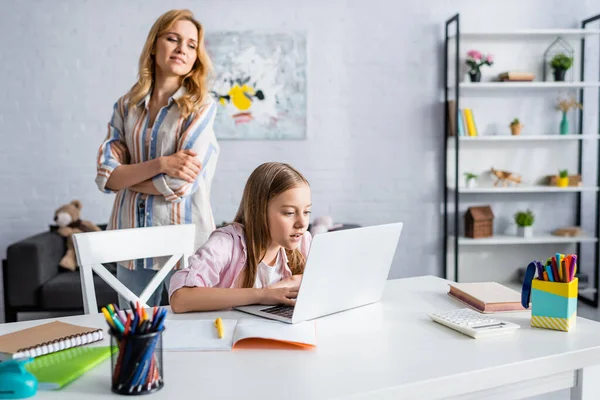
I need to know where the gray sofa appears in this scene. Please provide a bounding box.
[2,224,119,322]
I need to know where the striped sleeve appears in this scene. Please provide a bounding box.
[153,100,218,203]
[96,98,130,193]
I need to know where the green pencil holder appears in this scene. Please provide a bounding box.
[531,278,578,332]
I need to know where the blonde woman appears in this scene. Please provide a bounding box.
[96,9,219,307]
[169,162,312,313]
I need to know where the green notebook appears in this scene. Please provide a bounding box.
[25,346,114,390]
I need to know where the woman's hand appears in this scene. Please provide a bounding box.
[258,287,298,306]
[268,274,303,290]
[159,150,202,183]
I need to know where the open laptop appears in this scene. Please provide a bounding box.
[234,222,403,324]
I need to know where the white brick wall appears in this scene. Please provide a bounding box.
[0,0,595,287]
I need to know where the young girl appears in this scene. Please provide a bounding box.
[95,9,219,307]
[169,162,313,313]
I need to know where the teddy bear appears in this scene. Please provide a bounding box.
[54,200,102,271]
[309,216,343,236]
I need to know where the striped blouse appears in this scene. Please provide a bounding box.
[95,86,219,270]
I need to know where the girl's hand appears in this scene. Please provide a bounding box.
[259,287,298,306]
[160,150,202,183]
[268,274,303,290]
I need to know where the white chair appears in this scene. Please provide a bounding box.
[72,224,196,314]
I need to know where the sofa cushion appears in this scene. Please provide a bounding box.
[41,269,119,310]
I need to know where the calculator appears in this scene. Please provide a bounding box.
[428,308,521,339]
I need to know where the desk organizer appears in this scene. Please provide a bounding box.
[531,278,578,332]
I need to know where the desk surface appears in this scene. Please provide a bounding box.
[3,276,600,399]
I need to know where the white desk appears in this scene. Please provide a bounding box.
[3,276,600,399]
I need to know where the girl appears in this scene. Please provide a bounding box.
[95,9,219,307]
[169,162,313,313]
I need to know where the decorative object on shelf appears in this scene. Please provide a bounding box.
[543,37,574,82]
[557,169,570,187]
[552,226,583,237]
[464,172,478,188]
[550,53,573,82]
[514,209,535,238]
[498,71,535,82]
[509,118,522,135]
[465,206,494,239]
[547,173,582,186]
[490,167,522,187]
[466,50,493,82]
[556,96,582,135]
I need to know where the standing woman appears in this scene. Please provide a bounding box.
[95,9,219,307]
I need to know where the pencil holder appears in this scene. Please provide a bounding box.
[110,329,164,395]
[531,278,578,332]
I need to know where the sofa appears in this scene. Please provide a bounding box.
[3,222,360,322]
[2,224,120,322]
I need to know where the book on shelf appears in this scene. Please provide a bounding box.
[448,282,526,313]
[463,108,478,136]
[498,71,535,81]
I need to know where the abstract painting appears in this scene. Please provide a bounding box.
[205,31,307,140]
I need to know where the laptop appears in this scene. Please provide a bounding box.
[234,222,403,324]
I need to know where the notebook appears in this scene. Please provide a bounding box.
[0,321,104,359]
[162,319,317,351]
[25,346,113,390]
[448,282,526,313]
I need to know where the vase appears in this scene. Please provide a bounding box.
[466,178,477,189]
[468,70,481,82]
[517,226,533,238]
[560,112,569,135]
[553,68,566,82]
[557,176,569,187]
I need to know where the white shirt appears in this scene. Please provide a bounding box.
[254,250,285,288]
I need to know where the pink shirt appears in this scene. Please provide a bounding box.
[168,223,312,299]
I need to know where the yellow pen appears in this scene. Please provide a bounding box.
[102,307,116,330]
[214,317,224,339]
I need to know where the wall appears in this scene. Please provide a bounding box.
[0,0,596,293]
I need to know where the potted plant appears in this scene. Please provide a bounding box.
[550,53,573,82]
[465,50,494,82]
[509,118,522,135]
[557,169,569,187]
[556,96,582,135]
[514,209,534,238]
[464,172,478,188]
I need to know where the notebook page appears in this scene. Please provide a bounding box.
[162,319,237,351]
[233,319,316,348]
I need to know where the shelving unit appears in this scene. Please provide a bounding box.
[443,14,600,307]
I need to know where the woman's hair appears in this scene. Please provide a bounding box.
[233,162,310,288]
[125,9,213,119]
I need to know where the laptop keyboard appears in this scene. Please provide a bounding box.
[261,305,294,318]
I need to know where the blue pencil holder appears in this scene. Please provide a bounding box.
[110,329,164,395]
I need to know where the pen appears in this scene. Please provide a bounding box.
[214,317,224,339]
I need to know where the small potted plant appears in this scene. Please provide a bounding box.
[464,172,478,188]
[550,53,573,82]
[557,169,569,187]
[514,209,535,238]
[556,96,582,135]
[509,118,522,135]
[465,50,494,82]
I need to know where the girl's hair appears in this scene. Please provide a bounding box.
[233,162,310,288]
[125,9,213,119]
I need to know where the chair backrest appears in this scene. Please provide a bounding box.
[73,224,196,314]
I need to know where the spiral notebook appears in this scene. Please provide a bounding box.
[0,321,104,359]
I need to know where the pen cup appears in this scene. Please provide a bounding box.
[531,278,578,332]
[110,328,165,395]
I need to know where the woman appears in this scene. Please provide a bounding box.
[95,9,219,307]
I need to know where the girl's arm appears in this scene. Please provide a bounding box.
[129,179,162,195]
[170,286,298,313]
